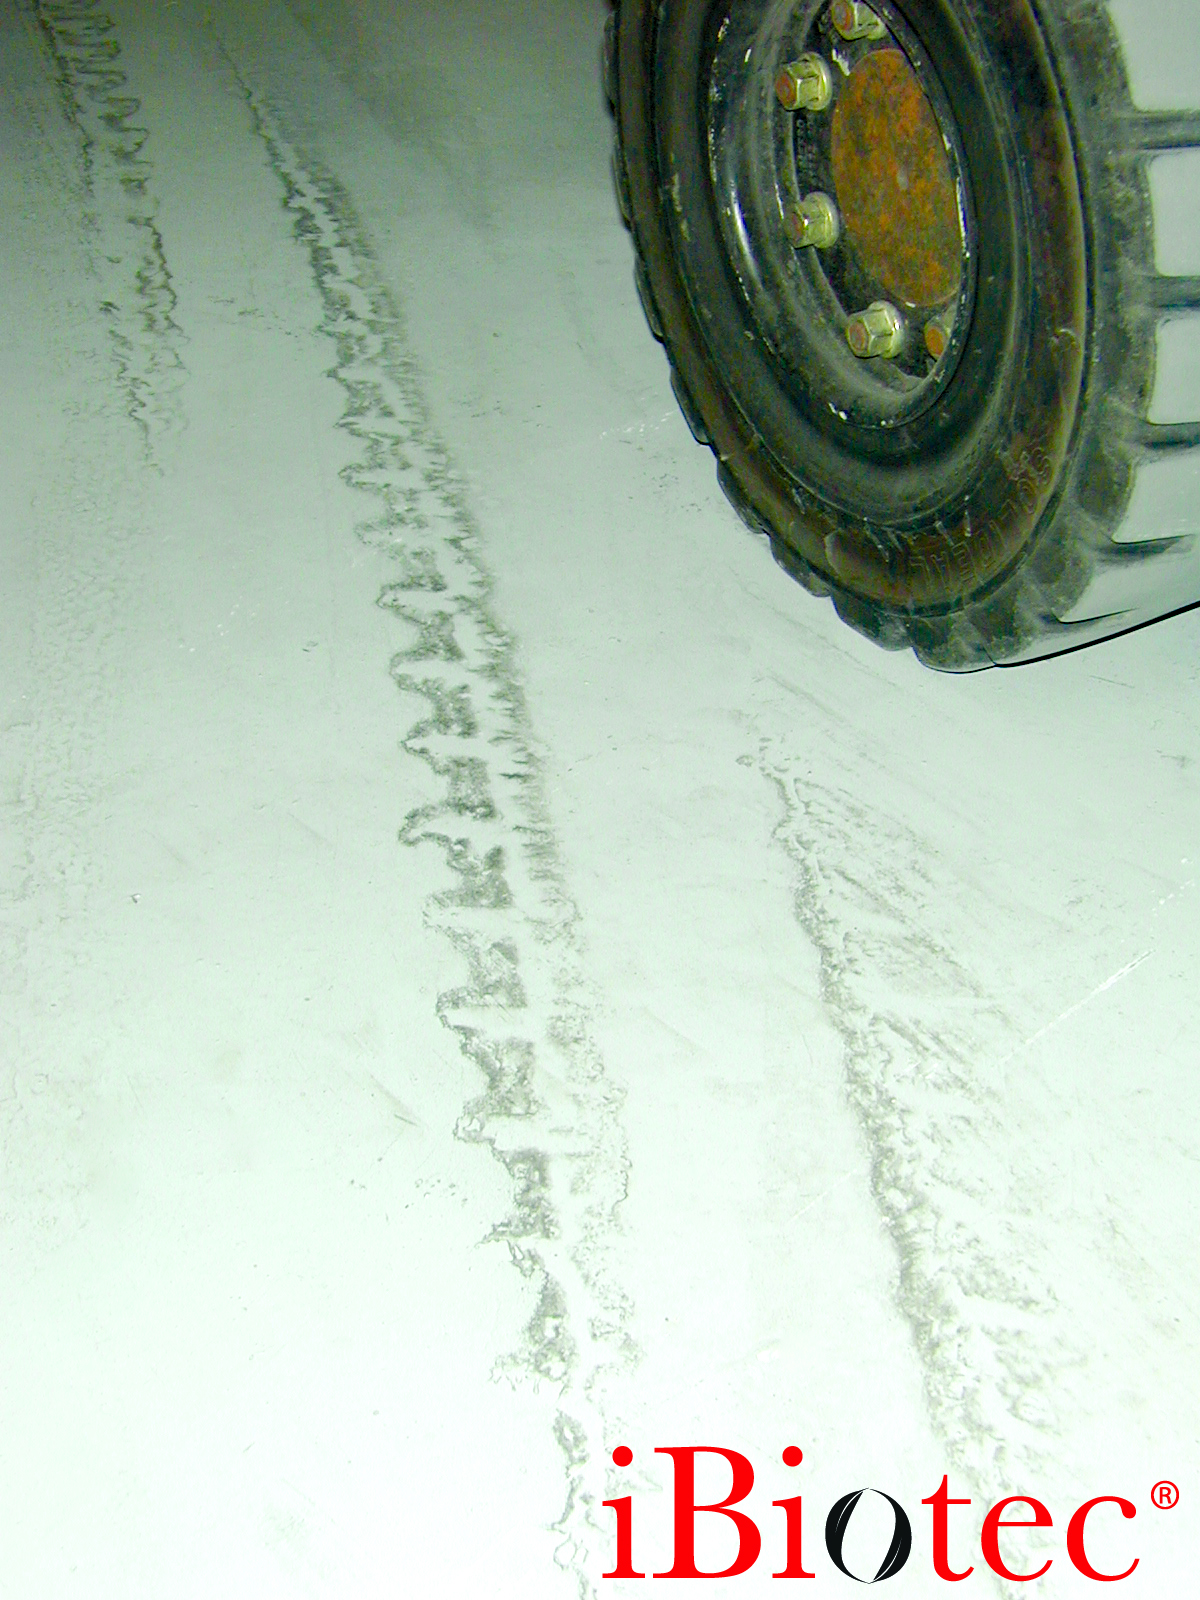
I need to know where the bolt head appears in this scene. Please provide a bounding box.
[775,54,834,113]
[924,317,950,360]
[846,301,905,359]
[830,1,888,42]
[784,192,840,249]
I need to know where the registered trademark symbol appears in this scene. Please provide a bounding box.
[1151,1481,1179,1509]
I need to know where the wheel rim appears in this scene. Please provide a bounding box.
[645,0,1089,610]
[710,0,977,429]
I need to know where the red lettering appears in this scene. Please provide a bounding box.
[981,1497,1053,1582]
[1067,1497,1138,1582]
[653,1447,761,1578]
[922,1476,973,1581]
[602,1495,645,1579]
[771,1496,815,1578]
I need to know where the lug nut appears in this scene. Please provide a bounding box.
[830,0,888,41]
[846,301,905,359]
[924,313,953,361]
[775,53,834,112]
[784,191,840,249]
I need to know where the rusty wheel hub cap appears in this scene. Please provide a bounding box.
[830,47,963,311]
[770,0,975,411]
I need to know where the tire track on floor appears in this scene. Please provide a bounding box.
[2,3,159,1293]
[30,0,184,451]
[761,746,1094,1513]
[222,75,636,1596]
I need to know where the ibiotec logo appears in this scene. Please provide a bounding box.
[601,1446,1180,1583]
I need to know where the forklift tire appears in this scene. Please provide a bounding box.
[605,0,1200,667]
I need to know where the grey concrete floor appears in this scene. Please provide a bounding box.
[1,2,1197,1593]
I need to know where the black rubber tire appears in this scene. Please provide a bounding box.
[606,0,1197,668]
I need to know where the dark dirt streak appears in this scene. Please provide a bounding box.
[30,0,184,451]
[222,72,635,1597]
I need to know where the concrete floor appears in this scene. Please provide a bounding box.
[1,2,1197,1593]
